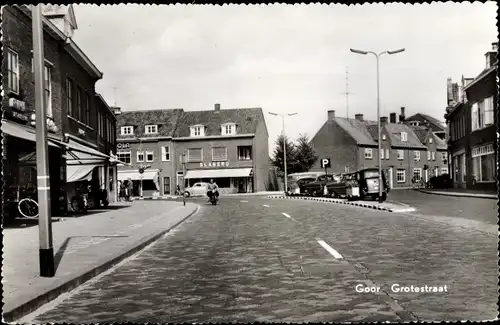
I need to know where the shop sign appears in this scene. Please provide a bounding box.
[9,98,27,112]
[200,161,229,168]
[117,143,130,150]
[5,107,30,123]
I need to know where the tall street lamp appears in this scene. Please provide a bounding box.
[350,47,405,203]
[268,112,298,194]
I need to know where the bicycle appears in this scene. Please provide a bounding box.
[16,186,39,219]
[412,178,425,189]
[71,184,89,213]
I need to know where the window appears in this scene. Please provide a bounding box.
[454,156,459,182]
[385,148,389,160]
[188,148,202,162]
[396,169,406,183]
[146,151,154,162]
[66,78,74,117]
[382,134,387,140]
[484,96,494,126]
[397,150,404,160]
[428,137,433,144]
[77,87,83,121]
[212,147,228,162]
[472,98,494,131]
[161,146,170,161]
[344,166,350,173]
[190,126,204,137]
[431,151,435,161]
[85,93,91,125]
[441,152,447,161]
[117,150,131,164]
[44,65,52,117]
[145,125,158,134]
[163,177,171,195]
[221,123,236,135]
[380,149,385,159]
[364,148,373,159]
[100,112,105,137]
[413,168,422,181]
[461,154,466,182]
[136,151,144,163]
[238,146,252,160]
[401,132,408,142]
[121,126,133,135]
[472,144,494,182]
[441,168,448,175]
[413,151,420,161]
[427,151,431,161]
[7,49,19,94]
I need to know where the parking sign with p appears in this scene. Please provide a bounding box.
[321,158,331,169]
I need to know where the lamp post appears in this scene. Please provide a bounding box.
[350,47,405,203]
[33,4,55,277]
[268,112,298,194]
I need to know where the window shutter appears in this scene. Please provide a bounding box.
[161,146,167,161]
[471,103,478,130]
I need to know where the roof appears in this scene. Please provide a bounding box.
[333,118,377,146]
[433,133,447,150]
[116,109,184,138]
[410,125,428,143]
[173,108,263,137]
[384,123,427,149]
[463,65,497,91]
[405,113,446,132]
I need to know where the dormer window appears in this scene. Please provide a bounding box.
[221,123,236,135]
[190,125,205,137]
[145,124,158,134]
[121,126,133,135]
[401,132,408,142]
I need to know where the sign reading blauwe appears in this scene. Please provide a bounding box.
[200,161,229,168]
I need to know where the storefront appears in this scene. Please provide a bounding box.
[117,169,161,198]
[471,143,495,189]
[185,167,253,194]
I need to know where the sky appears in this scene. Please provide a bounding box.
[71,2,498,156]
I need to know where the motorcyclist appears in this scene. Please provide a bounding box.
[207,179,219,202]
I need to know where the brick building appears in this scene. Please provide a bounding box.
[115,104,269,197]
[309,109,448,189]
[403,110,447,140]
[115,108,183,197]
[2,5,119,217]
[445,41,497,191]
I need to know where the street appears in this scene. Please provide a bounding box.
[21,195,497,323]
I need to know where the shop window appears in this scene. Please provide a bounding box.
[472,144,495,182]
[7,49,19,94]
[364,148,372,159]
[117,150,131,164]
[212,147,227,161]
[396,169,406,183]
[146,151,154,162]
[137,151,144,163]
[238,146,252,160]
[397,150,404,160]
[188,148,202,162]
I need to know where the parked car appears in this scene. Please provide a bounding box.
[429,174,451,189]
[353,168,390,201]
[302,174,335,196]
[297,177,317,195]
[184,182,209,197]
[286,172,325,195]
[325,174,351,198]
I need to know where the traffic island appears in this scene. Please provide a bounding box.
[267,195,416,213]
[2,201,199,323]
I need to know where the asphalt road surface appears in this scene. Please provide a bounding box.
[21,196,497,323]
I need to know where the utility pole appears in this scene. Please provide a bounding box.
[33,4,55,277]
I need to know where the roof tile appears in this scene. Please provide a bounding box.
[116,109,183,138]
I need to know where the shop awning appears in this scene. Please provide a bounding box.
[118,170,159,181]
[62,139,110,166]
[66,164,96,183]
[185,168,253,179]
[1,119,61,147]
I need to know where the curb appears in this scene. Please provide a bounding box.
[3,204,200,323]
[266,195,415,213]
[416,189,497,200]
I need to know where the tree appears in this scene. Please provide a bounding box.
[270,134,297,177]
[294,133,318,173]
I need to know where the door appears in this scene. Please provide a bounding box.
[424,169,429,183]
[388,167,394,189]
[163,177,170,195]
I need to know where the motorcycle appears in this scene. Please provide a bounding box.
[208,190,219,205]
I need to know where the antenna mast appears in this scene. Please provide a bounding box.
[345,66,350,118]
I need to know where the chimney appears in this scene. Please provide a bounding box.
[485,50,497,69]
[354,114,364,121]
[327,110,335,121]
[389,113,397,124]
[399,107,405,122]
[214,103,221,111]
[380,116,388,124]
[112,106,121,115]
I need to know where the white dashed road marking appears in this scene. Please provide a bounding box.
[317,239,343,259]
[263,204,270,207]
[240,200,248,203]
[281,212,300,223]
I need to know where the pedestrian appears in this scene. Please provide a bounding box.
[176,185,181,195]
[117,180,123,201]
[127,178,133,201]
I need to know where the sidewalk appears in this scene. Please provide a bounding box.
[267,195,416,213]
[2,200,199,323]
[417,188,497,199]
